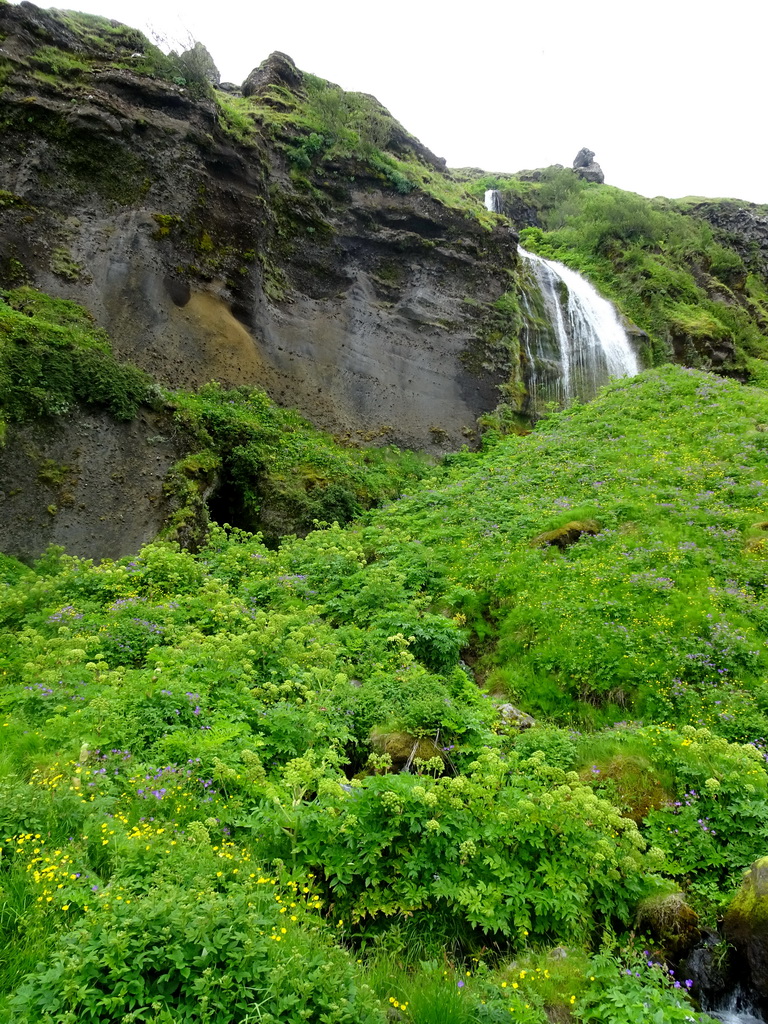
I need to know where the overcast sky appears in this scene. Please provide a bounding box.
[17,0,768,203]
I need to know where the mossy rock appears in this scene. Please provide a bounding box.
[636,891,701,959]
[723,856,768,999]
[530,519,600,549]
[369,728,444,771]
[583,753,671,823]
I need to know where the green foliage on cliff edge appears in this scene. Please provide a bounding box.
[0,287,151,425]
[26,9,213,95]
[476,166,768,375]
[215,74,496,227]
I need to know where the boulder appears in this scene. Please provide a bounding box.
[496,703,536,731]
[572,147,605,184]
[683,930,734,1010]
[369,729,444,771]
[636,891,701,959]
[242,51,303,97]
[179,41,220,88]
[724,856,768,999]
[530,519,600,549]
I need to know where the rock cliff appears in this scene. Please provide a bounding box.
[0,3,517,452]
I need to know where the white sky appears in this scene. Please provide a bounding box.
[19,0,768,203]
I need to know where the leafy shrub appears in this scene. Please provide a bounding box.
[9,881,385,1024]
[261,749,664,944]
[576,949,717,1023]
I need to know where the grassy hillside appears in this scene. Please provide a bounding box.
[3,365,767,1021]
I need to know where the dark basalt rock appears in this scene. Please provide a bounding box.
[572,147,605,184]
[242,51,304,97]
[179,41,220,87]
[0,1,83,55]
[724,856,768,1003]
[0,1,518,462]
[691,200,768,277]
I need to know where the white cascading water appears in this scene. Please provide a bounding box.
[707,990,765,1024]
[484,188,639,411]
[484,188,504,213]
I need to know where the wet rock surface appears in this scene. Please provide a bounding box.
[723,857,768,1013]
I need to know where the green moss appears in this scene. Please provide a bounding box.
[37,458,72,489]
[0,253,28,287]
[0,57,13,87]
[0,190,29,209]
[214,92,261,146]
[29,46,89,79]
[50,246,84,282]
[529,519,600,549]
[151,213,183,240]
[0,287,150,426]
[667,303,730,340]
[258,254,288,302]
[161,449,221,550]
[726,858,768,929]
[194,230,215,253]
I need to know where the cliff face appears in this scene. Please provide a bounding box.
[0,408,182,559]
[0,3,517,451]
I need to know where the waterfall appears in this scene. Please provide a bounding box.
[706,987,766,1024]
[517,246,638,412]
[483,187,638,414]
[484,188,503,213]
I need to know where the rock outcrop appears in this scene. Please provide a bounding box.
[530,519,600,549]
[572,147,605,184]
[724,856,768,1003]
[0,6,518,454]
[0,409,183,561]
[241,50,304,97]
[690,200,768,278]
[636,891,701,960]
[179,41,221,88]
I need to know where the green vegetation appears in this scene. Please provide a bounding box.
[47,12,213,94]
[4,9,768,1019]
[214,74,496,226]
[0,286,430,544]
[165,382,431,545]
[2,364,768,1020]
[0,287,151,426]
